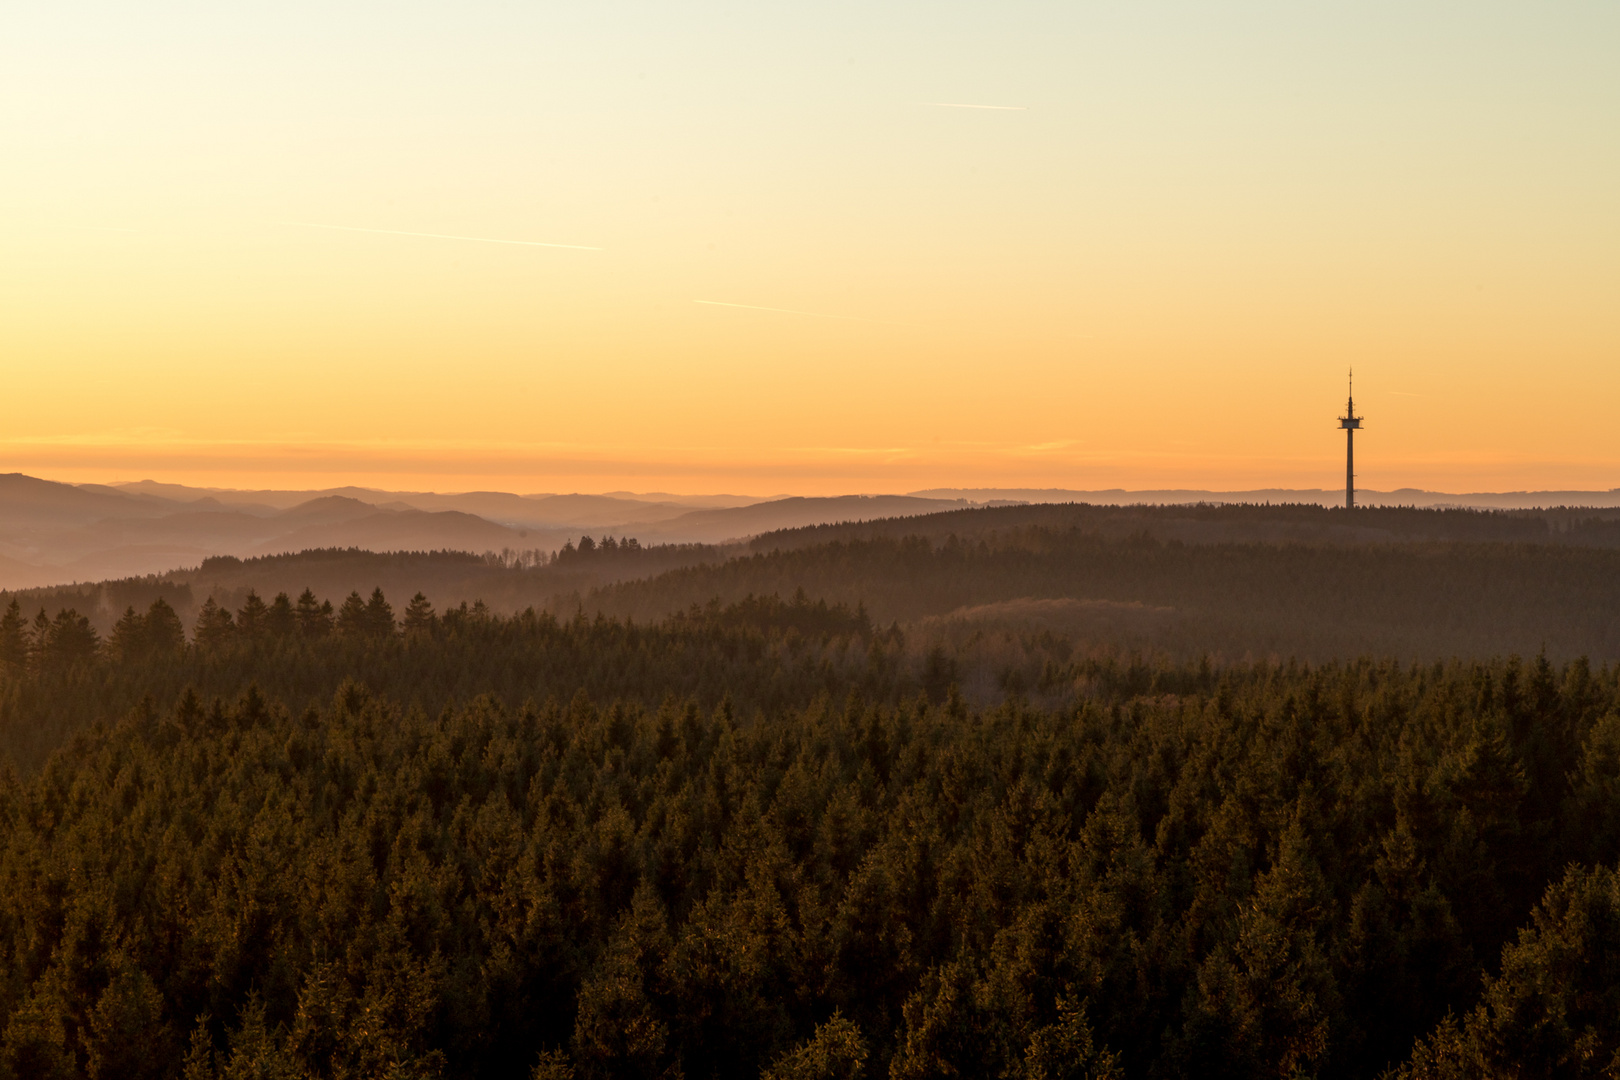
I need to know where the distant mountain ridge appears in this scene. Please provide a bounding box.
[909,486,1620,509]
[4,471,1620,590]
[0,475,981,589]
[108,477,1620,513]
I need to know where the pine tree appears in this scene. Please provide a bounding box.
[108,605,148,662]
[0,600,26,670]
[266,592,296,638]
[762,1015,868,1080]
[146,598,186,656]
[28,608,49,671]
[336,592,369,636]
[364,587,395,638]
[194,597,235,651]
[237,590,269,641]
[44,609,99,669]
[296,589,332,638]
[403,593,436,636]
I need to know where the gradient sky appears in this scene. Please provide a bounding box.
[3,0,1617,494]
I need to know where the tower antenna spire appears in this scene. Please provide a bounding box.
[1339,370,1362,510]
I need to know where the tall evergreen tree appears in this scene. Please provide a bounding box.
[28,607,49,670]
[296,588,333,638]
[403,592,436,636]
[108,605,148,662]
[0,600,25,670]
[364,587,395,638]
[146,598,186,656]
[43,609,98,669]
[237,589,269,640]
[193,597,235,650]
[335,591,369,637]
[265,592,296,638]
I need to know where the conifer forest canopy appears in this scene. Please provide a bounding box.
[2,503,1620,1079]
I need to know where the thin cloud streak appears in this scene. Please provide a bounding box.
[693,299,918,328]
[926,102,1027,110]
[285,222,602,250]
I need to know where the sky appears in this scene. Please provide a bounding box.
[3,0,1617,495]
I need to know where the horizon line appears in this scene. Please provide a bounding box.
[7,472,1619,503]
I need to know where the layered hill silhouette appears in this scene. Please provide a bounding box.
[10,499,1620,667]
[0,475,985,589]
[0,475,570,588]
[5,471,1620,592]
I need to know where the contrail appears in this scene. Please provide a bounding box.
[286,222,602,250]
[693,299,917,327]
[927,102,1027,110]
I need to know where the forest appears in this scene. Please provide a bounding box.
[591,522,1620,662]
[2,505,1620,1078]
[10,502,1620,665]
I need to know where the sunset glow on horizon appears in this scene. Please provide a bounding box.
[5,0,1617,496]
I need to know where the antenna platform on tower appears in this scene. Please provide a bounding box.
[1339,371,1361,510]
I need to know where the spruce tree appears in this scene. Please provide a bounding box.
[0,600,25,670]
[108,605,148,662]
[296,588,332,638]
[335,591,369,636]
[28,607,49,671]
[193,597,235,650]
[403,592,436,636]
[237,589,269,640]
[364,587,395,638]
[146,598,186,656]
[44,609,99,668]
[266,592,296,638]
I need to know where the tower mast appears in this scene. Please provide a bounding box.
[1338,371,1361,509]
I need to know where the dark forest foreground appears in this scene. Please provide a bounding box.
[3,587,1620,1077]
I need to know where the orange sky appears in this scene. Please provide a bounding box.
[4,1,1617,496]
